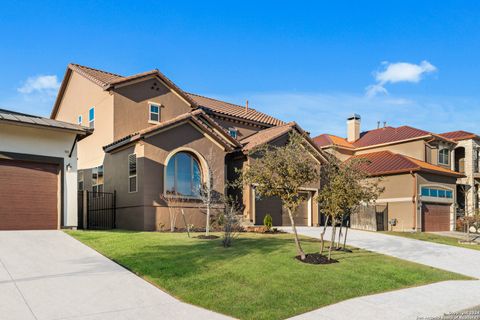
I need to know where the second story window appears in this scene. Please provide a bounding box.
[228,128,238,139]
[149,103,160,123]
[128,154,137,193]
[89,107,95,129]
[78,115,83,125]
[439,148,449,165]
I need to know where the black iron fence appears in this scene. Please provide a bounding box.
[78,190,116,230]
[87,191,116,229]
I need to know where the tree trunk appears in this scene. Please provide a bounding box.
[337,218,343,249]
[206,204,210,236]
[319,215,330,255]
[287,208,306,260]
[328,223,336,260]
[181,209,190,238]
[343,225,349,250]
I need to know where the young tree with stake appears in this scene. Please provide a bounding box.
[241,132,321,260]
[318,155,383,259]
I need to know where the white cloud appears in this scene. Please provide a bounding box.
[366,61,437,97]
[18,75,60,94]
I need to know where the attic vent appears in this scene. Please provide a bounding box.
[151,82,160,91]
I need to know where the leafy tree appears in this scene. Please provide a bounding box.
[241,132,320,260]
[318,154,383,259]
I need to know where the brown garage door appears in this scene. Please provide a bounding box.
[255,193,309,226]
[0,159,59,230]
[422,203,450,232]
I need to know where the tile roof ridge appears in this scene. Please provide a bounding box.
[186,92,257,111]
[69,63,125,78]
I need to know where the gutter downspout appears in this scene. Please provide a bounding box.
[411,170,418,231]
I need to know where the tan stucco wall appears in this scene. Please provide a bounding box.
[104,121,227,230]
[113,78,192,140]
[371,173,416,231]
[355,140,426,160]
[54,72,114,169]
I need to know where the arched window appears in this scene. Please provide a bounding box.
[166,152,202,196]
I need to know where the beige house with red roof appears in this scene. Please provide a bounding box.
[314,115,465,232]
[51,64,325,230]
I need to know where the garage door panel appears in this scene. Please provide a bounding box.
[422,203,450,232]
[0,159,59,230]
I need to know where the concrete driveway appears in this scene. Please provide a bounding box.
[282,227,480,320]
[0,231,231,320]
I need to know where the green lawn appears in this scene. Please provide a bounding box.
[66,231,468,320]
[382,231,480,251]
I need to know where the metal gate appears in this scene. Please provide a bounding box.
[77,191,84,229]
[77,190,116,230]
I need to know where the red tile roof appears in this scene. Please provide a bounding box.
[350,151,464,177]
[187,93,285,127]
[241,122,296,151]
[440,130,479,141]
[313,134,354,149]
[352,126,430,148]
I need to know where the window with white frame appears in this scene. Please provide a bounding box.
[128,154,137,193]
[228,127,238,139]
[88,107,95,128]
[78,115,83,125]
[421,187,453,199]
[78,171,84,191]
[149,103,160,123]
[438,148,449,165]
[92,165,104,193]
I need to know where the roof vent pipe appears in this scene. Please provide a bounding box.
[245,100,249,112]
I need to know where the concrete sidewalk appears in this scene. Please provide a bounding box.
[282,227,480,320]
[0,231,231,320]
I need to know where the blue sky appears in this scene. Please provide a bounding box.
[1,1,479,137]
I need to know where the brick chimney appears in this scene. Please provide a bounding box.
[347,114,361,142]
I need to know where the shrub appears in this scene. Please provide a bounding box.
[264,214,273,231]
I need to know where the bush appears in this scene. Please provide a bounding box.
[264,214,273,231]
[457,214,480,233]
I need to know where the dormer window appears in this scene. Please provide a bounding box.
[149,103,160,123]
[228,128,238,139]
[439,148,450,165]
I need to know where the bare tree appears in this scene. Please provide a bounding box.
[160,193,191,236]
[197,148,224,237]
[220,197,243,247]
[318,155,383,259]
[241,132,320,260]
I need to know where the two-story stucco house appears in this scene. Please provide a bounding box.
[314,115,464,232]
[51,64,325,230]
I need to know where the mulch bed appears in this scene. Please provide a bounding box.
[295,253,338,265]
[335,247,353,253]
[196,235,220,240]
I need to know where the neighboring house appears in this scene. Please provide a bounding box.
[0,108,89,230]
[440,131,480,215]
[51,64,324,230]
[314,115,464,232]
